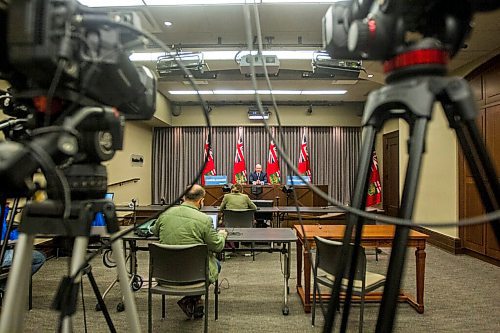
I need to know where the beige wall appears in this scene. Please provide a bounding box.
[104,122,153,206]
[375,108,458,238]
[168,104,364,127]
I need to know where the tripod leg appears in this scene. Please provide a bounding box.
[324,125,377,333]
[0,233,35,333]
[85,266,117,333]
[61,236,89,333]
[110,234,141,333]
[376,117,429,333]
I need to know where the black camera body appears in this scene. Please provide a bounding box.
[0,0,157,200]
[322,0,499,62]
[1,0,156,121]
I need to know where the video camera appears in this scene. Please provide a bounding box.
[323,0,500,62]
[0,0,157,200]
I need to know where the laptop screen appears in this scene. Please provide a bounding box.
[207,213,218,230]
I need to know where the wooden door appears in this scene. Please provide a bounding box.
[484,105,500,260]
[383,131,399,217]
[460,109,486,253]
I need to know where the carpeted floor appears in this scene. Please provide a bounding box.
[15,242,500,332]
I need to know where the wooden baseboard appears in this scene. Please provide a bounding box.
[412,226,463,254]
[461,249,500,267]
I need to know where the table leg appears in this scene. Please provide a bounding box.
[282,243,290,315]
[303,245,311,312]
[296,240,303,288]
[415,243,426,314]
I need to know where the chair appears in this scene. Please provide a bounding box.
[252,200,274,227]
[311,237,385,333]
[222,210,255,228]
[148,243,218,333]
[222,210,255,260]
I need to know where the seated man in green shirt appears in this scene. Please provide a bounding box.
[219,183,257,211]
[152,184,227,319]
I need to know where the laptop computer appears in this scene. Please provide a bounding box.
[207,213,218,230]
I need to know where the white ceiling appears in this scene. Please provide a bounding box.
[116,3,500,104]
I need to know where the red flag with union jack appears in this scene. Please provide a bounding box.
[366,151,382,207]
[201,136,216,185]
[232,128,247,184]
[298,131,311,178]
[267,140,281,184]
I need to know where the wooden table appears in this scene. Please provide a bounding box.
[293,225,429,314]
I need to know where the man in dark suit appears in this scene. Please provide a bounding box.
[249,164,268,185]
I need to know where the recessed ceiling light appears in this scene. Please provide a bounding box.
[167,89,347,95]
[367,74,374,78]
[164,21,173,27]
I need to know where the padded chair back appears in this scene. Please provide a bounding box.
[314,236,366,281]
[149,243,208,285]
[223,210,254,228]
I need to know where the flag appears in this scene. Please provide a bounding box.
[298,130,311,178]
[267,140,281,184]
[366,151,382,207]
[201,136,216,185]
[232,127,247,184]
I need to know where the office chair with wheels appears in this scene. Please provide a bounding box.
[311,236,385,333]
[222,210,255,260]
[148,243,218,333]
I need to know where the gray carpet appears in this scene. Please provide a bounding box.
[16,243,500,332]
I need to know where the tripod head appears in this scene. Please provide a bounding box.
[323,0,500,72]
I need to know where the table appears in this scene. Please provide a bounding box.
[293,225,429,313]
[95,226,297,315]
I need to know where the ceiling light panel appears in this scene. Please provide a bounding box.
[78,0,144,7]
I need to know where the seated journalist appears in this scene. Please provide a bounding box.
[1,249,46,290]
[152,184,227,319]
[219,183,257,211]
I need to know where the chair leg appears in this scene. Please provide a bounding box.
[214,280,219,320]
[375,247,379,261]
[29,275,32,310]
[312,282,316,326]
[252,242,255,261]
[359,293,365,333]
[148,290,152,333]
[161,295,165,319]
[204,290,209,333]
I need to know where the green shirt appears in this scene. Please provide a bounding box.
[219,193,257,211]
[152,202,226,282]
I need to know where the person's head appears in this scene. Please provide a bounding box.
[231,183,243,193]
[184,184,206,209]
[255,164,262,173]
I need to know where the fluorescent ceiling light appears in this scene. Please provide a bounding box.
[168,89,347,95]
[164,21,173,27]
[256,90,301,95]
[168,90,213,95]
[130,50,317,62]
[262,0,342,3]
[301,90,347,95]
[78,0,143,7]
[213,90,256,95]
[145,0,250,5]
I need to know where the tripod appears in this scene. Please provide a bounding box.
[324,46,500,333]
[0,199,142,333]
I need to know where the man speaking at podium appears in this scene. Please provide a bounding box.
[249,164,268,185]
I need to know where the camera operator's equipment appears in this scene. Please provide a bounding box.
[322,1,500,333]
[239,54,280,75]
[311,52,362,79]
[0,0,158,331]
[156,52,207,77]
